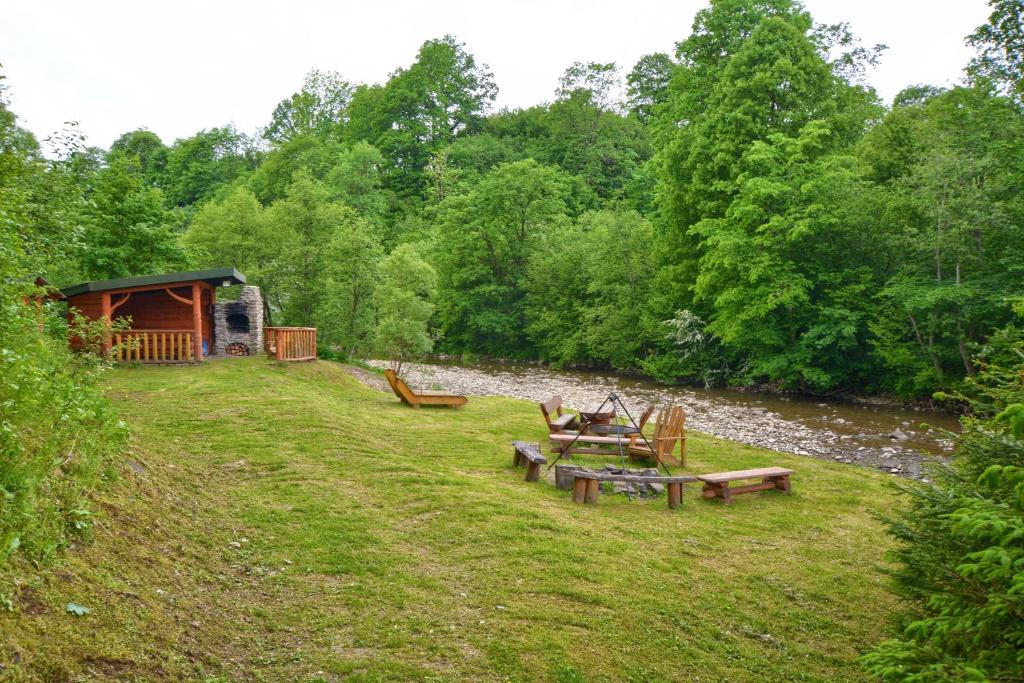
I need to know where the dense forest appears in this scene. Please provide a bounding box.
[7,0,1024,398]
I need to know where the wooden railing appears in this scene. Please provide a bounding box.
[112,329,196,363]
[264,327,317,362]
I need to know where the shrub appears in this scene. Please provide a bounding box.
[0,296,127,575]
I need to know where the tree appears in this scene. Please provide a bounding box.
[263,69,353,144]
[325,141,389,222]
[264,172,350,326]
[344,35,497,199]
[373,244,437,374]
[626,53,675,123]
[866,86,1024,394]
[692,122,886,390]
[862,311,1024,680]
[79,154,184,279]
[108,129,167,187]
[967,0,1024,104]
[317,214,384,358]
[0,73,126,573]
[182,185,281,319]
[433,159,571,357]
[162,126,257,207]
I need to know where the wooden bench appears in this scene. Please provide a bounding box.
[697,467,795,504]
[569,470,698,509]
[512,441,547,482]
[539,395,578,433]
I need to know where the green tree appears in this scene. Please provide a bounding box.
[967,0,1024,103]
[0,73,125,574]
[108,129,168,187]
[79,154,184,279]
[626,53,675,123]
[693,122,885,390]
[262,172,357,326]
[325,141,389,223]
[433,159,571,357]
[373,243,437,373]
[317,213,384,358]
[162,126,257,207]
[182,185,281,319]
[344,36,497,199]
[867,86,1024,394]
[863,312,1024,680]
[263,69,353,144]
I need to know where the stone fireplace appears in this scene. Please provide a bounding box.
[213,285,263,356]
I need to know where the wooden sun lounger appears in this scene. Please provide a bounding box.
[384,368,468,409]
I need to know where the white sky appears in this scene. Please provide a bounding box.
[2,0,992,151]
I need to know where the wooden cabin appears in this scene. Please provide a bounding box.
[61,268,245,363]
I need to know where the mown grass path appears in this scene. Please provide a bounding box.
[2,358,900,681]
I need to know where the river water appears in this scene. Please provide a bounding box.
[369,359,961,478]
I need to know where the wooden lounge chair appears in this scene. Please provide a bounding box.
[540,395,579,433]
[383,368,467,409]
[627,406,686,467]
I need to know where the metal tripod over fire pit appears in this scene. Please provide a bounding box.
[546,392,672,491]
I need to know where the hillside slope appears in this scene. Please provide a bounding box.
[1,358,899,681]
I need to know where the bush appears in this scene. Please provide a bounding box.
[0,297,127,576]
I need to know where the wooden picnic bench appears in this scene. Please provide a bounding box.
[697,467,795,504]
[569,470,698,508]
[384,368,468,409]
[512,441,547,482]
[539,395,579,433]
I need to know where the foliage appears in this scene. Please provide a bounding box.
[372,244,436,374]
[317,213,384,358]
[862,327,1024,680]
[967,0,1024,104]
[433,159,571,357]
[78,153,185,280]
[0,79,125,575]
[263,69,353,144]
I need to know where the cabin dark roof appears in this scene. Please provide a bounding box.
[61,268,246,297]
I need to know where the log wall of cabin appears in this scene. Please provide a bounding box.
[66,282,216,354]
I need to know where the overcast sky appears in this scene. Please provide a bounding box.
[2,0,992,151]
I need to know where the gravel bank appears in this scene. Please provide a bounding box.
[360,361,953,478]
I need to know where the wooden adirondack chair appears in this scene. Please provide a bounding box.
[539,395,579,433]
[627,406,686,467]
[384,368,468,409]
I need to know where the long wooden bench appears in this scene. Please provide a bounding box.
[697,467,795,504]
[569,470,698,508]
[512,441,547,482]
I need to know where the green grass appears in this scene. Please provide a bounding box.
[1,357,901,681]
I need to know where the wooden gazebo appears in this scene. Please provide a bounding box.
[62,268,245,363]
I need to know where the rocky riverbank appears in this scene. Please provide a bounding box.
[359,360,955,478]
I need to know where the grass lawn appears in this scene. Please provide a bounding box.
[1,357,902,681]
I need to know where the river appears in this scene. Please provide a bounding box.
[365,359,961,479]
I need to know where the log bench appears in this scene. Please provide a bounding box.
[697,467,795,504]
[569,471,698,508]
[512,441,547,482]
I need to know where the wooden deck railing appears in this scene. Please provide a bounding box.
[264,327,317,362]
[112,329,196,363]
